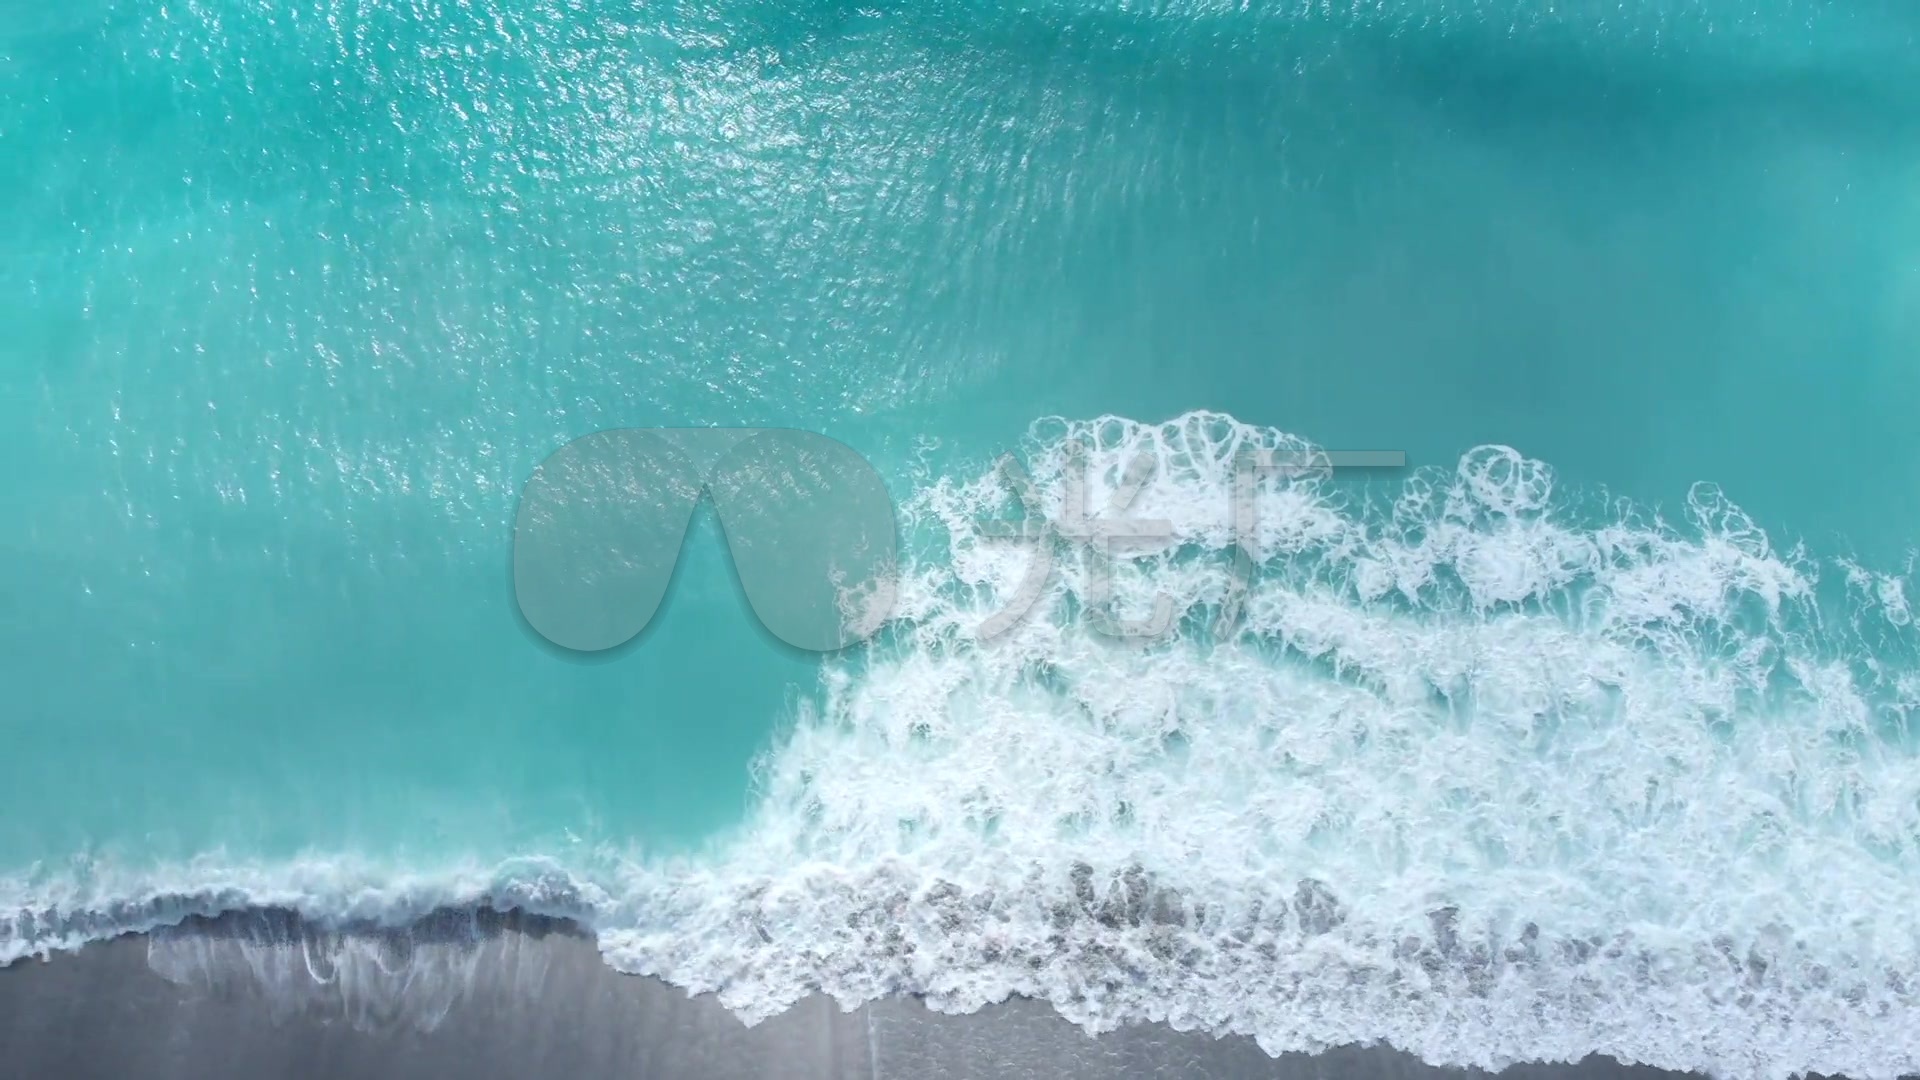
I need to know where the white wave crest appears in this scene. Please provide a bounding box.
[604,412,1920,1080]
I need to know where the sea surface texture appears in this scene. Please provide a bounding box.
[3,2,1920,1078]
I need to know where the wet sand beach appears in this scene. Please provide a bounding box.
[0,908,1773,1080]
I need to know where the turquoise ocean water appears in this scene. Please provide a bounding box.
[4,1,1920,1076]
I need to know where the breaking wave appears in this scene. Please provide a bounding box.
[9,412,1920,1080]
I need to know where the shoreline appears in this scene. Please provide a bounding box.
[0,905,1787,1080]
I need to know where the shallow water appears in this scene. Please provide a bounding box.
[4,2,1920,1077]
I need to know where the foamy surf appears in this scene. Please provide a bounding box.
[7,412,1919,1080]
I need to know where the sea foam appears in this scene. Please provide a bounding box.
[8,412,1920,1080]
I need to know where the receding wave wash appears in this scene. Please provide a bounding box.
[4,2,1918,1079]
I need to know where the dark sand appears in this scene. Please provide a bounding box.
[0,909,1749,1080]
